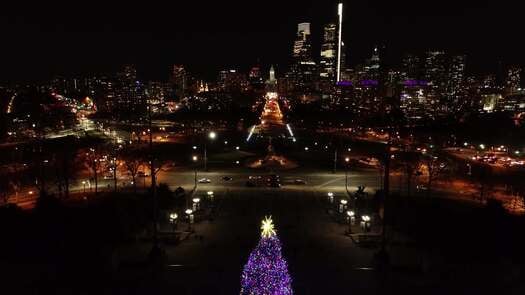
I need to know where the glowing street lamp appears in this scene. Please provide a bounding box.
[346,210,355,233]
[82,180,87,193]
[192,197,201,211]
[207,190,214,201]
[361,215,371,232]
[205,131,217,171]
[169,213,178,232]
[185,209,194,231]
[327,192,334,203]
[339,199,348,213]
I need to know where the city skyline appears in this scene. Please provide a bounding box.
[1,0,524,82]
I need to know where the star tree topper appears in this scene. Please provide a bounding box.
[261,216,276,238]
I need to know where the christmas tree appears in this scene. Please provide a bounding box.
[240,216,293,295]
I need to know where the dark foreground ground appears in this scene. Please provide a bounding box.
[1,185,525,295]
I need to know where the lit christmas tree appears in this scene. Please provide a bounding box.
[240,216,293,295]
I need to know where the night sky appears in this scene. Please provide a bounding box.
[0,0,523,82]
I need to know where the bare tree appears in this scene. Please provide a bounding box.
[123,155,142,193]
[399,151,422,198]
[423,155,448,198]
[85,148,102,194]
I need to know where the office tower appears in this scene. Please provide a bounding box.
[172,65,187,99]
[293,23,313,61]
[288,23,317,93]
[506,66,522,94]
[248,65,264,90]
[363,46,380,80]
[320,23,337,82]
[114,65,146,117]
[402,54,421,80]
[336,2,344,82]
[447,55,466,102]
[218,69,248,93]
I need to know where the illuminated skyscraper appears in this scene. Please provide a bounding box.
[320,23,337,81]
[293,23,313,61]
[172,65,187,99]
[447,55,466,101]
[288,22,317,92]
[336,2,344,83]
[506,66,522,94]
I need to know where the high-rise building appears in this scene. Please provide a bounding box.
[446,55,466,105]
[248,66,264,90]
[320,23,337,82]
[336,2,344,82]
[218,69,248,93]
[362,46,381,80]
[114,65,146,117]
[424,51,447,89]
[402,54,421,80]
[293,23,313,61]
[172,65,188,99]
[287,23,317,93]
[506,66,522,95]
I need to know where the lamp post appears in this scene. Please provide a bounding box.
[192,155,198,189]
[327,192,334,204]
[339,199,348,213]
[204,131,216,171]
[185,209,194,232]
[169,213,178,232]
[361,215,371,232]
[345,157,350,193]
[207,191,214,202]
[192,197,200,211]
[346,210,355,233]
[82,180,86,193]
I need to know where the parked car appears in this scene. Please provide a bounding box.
[222,176,233,181]
[198,178,211,183]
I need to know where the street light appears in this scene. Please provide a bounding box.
[345,157,350,193]
[192,155,198,192]
[169,213,178,232]
[205,131,217,171]
[192,197,201,211]
[361,215,371,232]
[207,190,214,201]
[82,180,86,193]
[327,192,334,204]
[185,209,194,231]
[346,210,355,233]
[339,199,348,213]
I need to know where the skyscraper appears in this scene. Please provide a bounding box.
[172,65,187,99]
[506,66,522,95]
[336,2,344,83]
[287,23,317,93]
[402,54,421,80]
[293,23,313,61]
[320,23,337,81]
[115,64,146,117]
[447,55,466,102]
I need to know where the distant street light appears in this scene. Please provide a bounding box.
[346,210,355,233]
[327,192,334,204]
[192,155,198,193]
[192,197,201,211]
[339,199,348,213]
[361,215,371,232]
[82,180,86,193]
[169,213,178,232]
[345,157,350,193]
[185,209,194,231]
[205,131,217,171]
[207,191,214,201]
